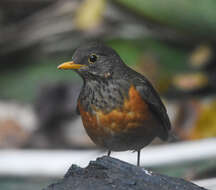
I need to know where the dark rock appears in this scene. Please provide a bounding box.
[43,156,207,190]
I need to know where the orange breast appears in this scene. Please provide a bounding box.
[78,85,154,147]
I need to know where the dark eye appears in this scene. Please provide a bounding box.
[88,54,98,63]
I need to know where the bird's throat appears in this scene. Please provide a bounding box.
[79,78,130,114]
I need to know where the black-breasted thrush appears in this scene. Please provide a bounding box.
[58,42,171,166]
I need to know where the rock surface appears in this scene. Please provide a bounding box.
[44,156,206,190]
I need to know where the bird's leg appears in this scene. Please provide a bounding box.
[137,150,140,167]
[107,150,111,157]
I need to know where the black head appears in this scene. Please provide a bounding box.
[58,42,126,79]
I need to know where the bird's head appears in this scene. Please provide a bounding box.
[58,42,125,79]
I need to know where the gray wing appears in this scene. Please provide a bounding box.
[135,78,171,140]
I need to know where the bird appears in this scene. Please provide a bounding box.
[58,42,171,166]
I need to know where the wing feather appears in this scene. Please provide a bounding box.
[135,78,171,140]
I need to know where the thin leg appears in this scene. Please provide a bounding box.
[137,150,140,167]
[107,150,111,157]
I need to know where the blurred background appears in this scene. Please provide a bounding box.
[1,0,216,189]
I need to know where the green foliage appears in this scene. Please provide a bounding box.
[0,58,80,102]
[115,0,216,38]
[108,39,189,75]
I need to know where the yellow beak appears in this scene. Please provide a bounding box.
[57,61,84,69]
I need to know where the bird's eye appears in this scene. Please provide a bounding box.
[88,54,98,64]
